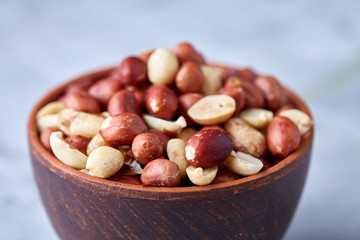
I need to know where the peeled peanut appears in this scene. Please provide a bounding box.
[167,138,189,178]
[147,48,179,85]
[267,116,301,157]
[143,114,187,136]
[86,134,110,155]
[141,159,181,187]
[187,95,236,125]
[185,129,233,168]
[201,65,222,96]
[37,114,59,132]
[100,113,148,145]
[239,108,273,129]
[86,146,124,178]
[177,127,197,142]
[217,86,245,114]
[278,109,313,135]
[224,151,263,176]
[36,101,65,120]
[69,112,105,138]
[186,165,218,186]
[224,117,267,157]
[50,131,87,169]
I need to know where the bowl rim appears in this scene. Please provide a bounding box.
[28,66,314,199]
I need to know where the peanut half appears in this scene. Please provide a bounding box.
[187,95,236,125]
[143,114,187,136]
[186,165,218,186]
[224,151,263,176]
[239,108,273,129]
[201,65,223,96]
[50,131,87,169]
[167,138,189,179]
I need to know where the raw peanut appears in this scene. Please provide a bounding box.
[187,95,236,125]
[178,93,203,127]
[224,117,267,157]
[109,172,142,185]
[147,48,179,85]
[69,112,105,138]
[108,89,142,117]
[56,109,78,136]
[141,159,181,187]
[100,113,148,145]
[224,151,263,176]
[254,75,287,110]
[143,115,187,136]
[132,133,164,165]
[225,77,265,108]
[86,134,110,155]
[186,165,218,186]
[200,125,225,132]
[147,129,171,152]
[239,108,273,129]
[36,101,65,120]
[201,65,223,96]
[175,61,204,93]
[138,49,154,63]
[65,77,93,94]
[278,109,313,135]
[86,146,124,178]
[185,129,233,168]
[206,63,237,80]
[267,116,301,157]
[88,78,123,107]
[145,84,178,120]
[50,131,87,169]
[65,135,91,155]
[63,91,101,113]
[217,86,245,114]
[177,128,197,142]
[171,42,205,65]
[37,114,59,132]
[126,87,146,109]
[114,57,148,87]
[211,165,240,184]
[167,138,189,178]
[40,127,59,151]
[237,67,257,82]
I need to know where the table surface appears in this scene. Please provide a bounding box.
[1,1,359,239]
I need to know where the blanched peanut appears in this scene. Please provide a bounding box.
[201,65,222,96]
[36,101,65,120]
[278,109,313,135]
[50,131,87,169]
[186,165,218,186]
[143,114,187,136]
[86,146,124,178]
[188,95,236,125]
[177,127,197,142]
[224,117,267,157]
[37,114,59,132]
[147,48,179,85]
[224,151,263,176]
[239,108,273,129]
[86,134,110,155]
[167,138,189,179]
[69,112,105,138]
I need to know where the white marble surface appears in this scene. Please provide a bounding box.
[1,0,359,239]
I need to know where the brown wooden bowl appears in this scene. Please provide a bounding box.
[28,66,313,240]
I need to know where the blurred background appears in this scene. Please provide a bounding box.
[1,0,359,239]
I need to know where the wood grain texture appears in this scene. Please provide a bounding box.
[28,66,314,240]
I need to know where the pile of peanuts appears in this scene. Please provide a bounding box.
[36,42,313,187]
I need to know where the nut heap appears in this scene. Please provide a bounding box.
[36,42,313,187]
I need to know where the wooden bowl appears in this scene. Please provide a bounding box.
[28,66,313,240]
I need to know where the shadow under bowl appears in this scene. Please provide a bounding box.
[28,66,313,240]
